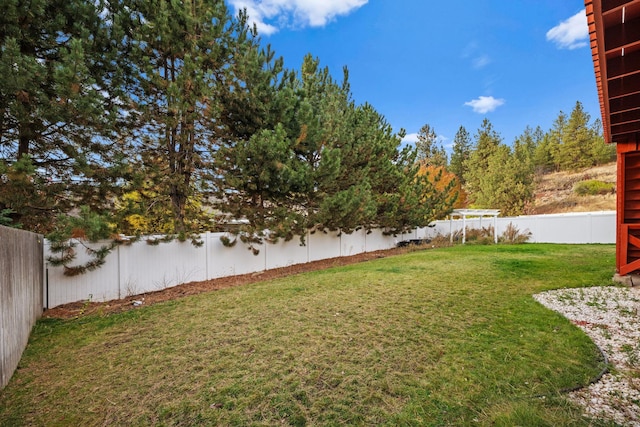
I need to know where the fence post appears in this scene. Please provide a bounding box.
[205,232,209,280]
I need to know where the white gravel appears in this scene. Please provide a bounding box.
[534,286,640,426]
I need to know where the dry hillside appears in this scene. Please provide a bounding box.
[531,162,616,214]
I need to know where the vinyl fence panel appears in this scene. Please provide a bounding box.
[265,236,309,270]
[308,230,342,262]
[45,241,121,307]
[363,229,397,251]
[119,239,207,296]
[340,229,367,256]
[206,232,267,279]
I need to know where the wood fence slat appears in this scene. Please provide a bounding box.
[0,226,43,390]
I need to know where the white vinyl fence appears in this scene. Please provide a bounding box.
[416,210,616,244]
[44,211,616,308]
[44,228,406,308]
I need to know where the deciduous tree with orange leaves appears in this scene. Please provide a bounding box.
[418,164,466,209]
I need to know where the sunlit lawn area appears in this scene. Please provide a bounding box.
[0,244,617,426]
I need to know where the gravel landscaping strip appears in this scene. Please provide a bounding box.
[534,286,640,426]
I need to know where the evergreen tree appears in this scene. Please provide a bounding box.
[589,118,616,165]
[214,54,348,248]
[0,0,125,232]
[543,110,567,171]
[536,103,615,173]
[217,42,288,142]
[286,62,454,234]
[122,0,255,238]
[212,38,301,248]
[533,134,556,174]
[415,123,447,167]
[464,119,532,214]
[449,125,471,184]
[318,103,391,233]
[556,101,595,170]
[287,56,352,233]
[532,125,545,146]
[463,118,501,204]
[214,55,456,249]
[217,124,309,247]
[514,126,536,161]
[376,147,457,234]
[478,145,534,216]
[513,126,536,185]
[347,105,455,234]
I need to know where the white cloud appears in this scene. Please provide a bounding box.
[464,96,505,114]
[228,0,368,35]
[546,9,588,50]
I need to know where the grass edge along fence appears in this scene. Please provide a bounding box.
[43,211,616,309]
[0,226,43,390]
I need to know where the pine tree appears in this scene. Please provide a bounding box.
[213,54,348,248]
[449,125,471,184]
[415,123,447,167]
[461,121,535,214]
[217,43,288,142]
[513,126,536,182]
[317,103,388,233]
[478,145,534,216]
[217,124,309,246]
[542,110,567,171]
[537,103,616,172]
[213,54,456,248]
[533,136,555,174]
[588,118,616,165]
[556,101,594,170]
[121,0,255,238]
[464,118,501,204]
[0,0,125,233]
[376,148,457,234]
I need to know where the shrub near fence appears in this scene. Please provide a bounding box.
[0,226,43,390]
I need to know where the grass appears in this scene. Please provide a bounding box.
[0,244,618,426]
[574,180,616,196]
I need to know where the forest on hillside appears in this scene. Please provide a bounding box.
[0,0,614,273]
[417,100,615,216]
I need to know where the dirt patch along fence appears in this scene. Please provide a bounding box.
[0,226,44,390]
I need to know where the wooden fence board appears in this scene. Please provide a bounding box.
[0,226,43,390]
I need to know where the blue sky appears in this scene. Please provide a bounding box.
[225,0,596,151]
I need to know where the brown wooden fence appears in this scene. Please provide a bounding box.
[0,226,43,390]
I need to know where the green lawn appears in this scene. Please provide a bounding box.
[0,244,618,426]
